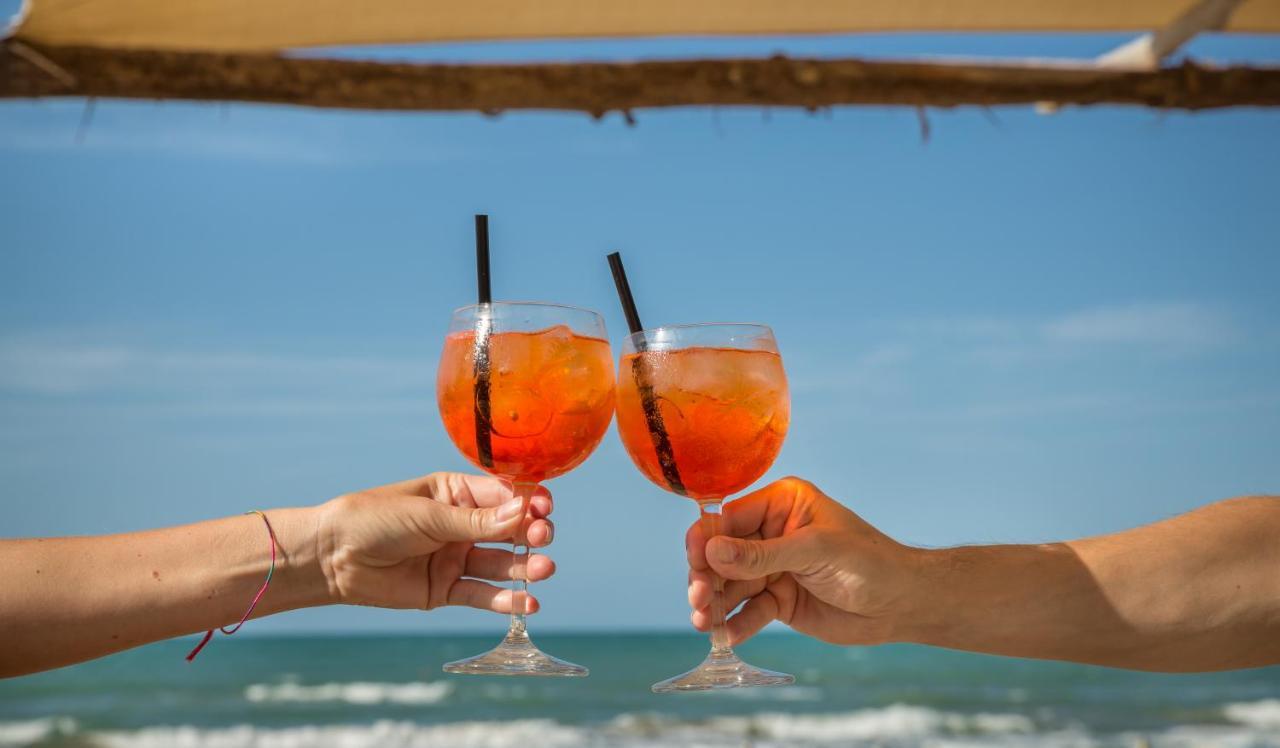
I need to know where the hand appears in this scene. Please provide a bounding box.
[687,477,920,646]
[316,473,555,614]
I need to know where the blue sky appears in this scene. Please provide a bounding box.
[1,22,1278,634]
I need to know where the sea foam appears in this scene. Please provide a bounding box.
[10,703,1280,748]
[92,719,583,748]
[0,707,1039,748]
[709,703,1036,741]
[1224,698,1280,729]
[0,718,76,747]
[243,680,453,705]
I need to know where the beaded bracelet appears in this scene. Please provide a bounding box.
[185,510,277,662]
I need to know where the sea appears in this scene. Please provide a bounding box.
[4,632,1280,747]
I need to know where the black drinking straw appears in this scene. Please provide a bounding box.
[473,215,495,468]
[475,214,492,305]
[607,252,686,495]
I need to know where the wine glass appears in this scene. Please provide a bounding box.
[615,322,794,692]
[436,301,615,676]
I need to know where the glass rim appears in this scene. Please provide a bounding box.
[623,322,777,351]
[629,321,773,335]
[450,300,605,319]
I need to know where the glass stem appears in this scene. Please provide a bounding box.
[699,499,732,654]
[508,481,537,638]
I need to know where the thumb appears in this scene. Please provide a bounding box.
[706,535,811,580]
[421,496,525,543]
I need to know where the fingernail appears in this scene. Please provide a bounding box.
[712,540,738,564]
[542,523,554,543]
[497,499,523,521]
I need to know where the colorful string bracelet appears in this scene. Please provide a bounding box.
[185,510,277,662]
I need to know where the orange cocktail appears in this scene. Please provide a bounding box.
[436,302,614,677]
[614,322,794,692]
[438,325,614,482]
[616,346,788,501]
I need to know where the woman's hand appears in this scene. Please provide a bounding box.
[317,473,556,614]
[0,471,557,678]
[686,477,920,647]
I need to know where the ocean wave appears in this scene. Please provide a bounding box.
[9,704,1280,748]
[1150,725,1280,748]
[709,704,1036,741]
[0,707,1038,748]
[91,719,583,748]
[243,680,453,705]
[0,718,76,747]
[1224,698,1280,729]
[68,705,1034,748]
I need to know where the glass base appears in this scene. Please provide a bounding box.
[651,648,795,693]
[442,629,588,677]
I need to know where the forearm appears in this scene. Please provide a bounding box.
[898,496,1280,671]
[0,507,331,678]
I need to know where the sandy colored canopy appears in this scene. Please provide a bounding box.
[13,0,1280,52]
[5,0,1279,113]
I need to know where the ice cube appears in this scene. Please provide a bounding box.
[487,385,554,439]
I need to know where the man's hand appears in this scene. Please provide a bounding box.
[687,477,920,646]
[318,473,555,614]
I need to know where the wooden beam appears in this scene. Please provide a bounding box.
[3,40,1280,114]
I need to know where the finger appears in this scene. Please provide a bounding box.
[426,540,471,609]
[725,590,782,646]
[687,523,761,572]
[688,574,765,612]
[447,579,540,614]
[719,477,812,538]
[464,548,556,582]
[688,569,712,609]
[689,579,767,630]
[433,473,510,507]
[527,518,555,548]
[473,480,550,511]
[381,473,500,502]
[685,521,708,571]
[528,493,553,520]
[412,473,553,510]
[687,571,736,611]
[706,532,816,580]
[417,498,524,543]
